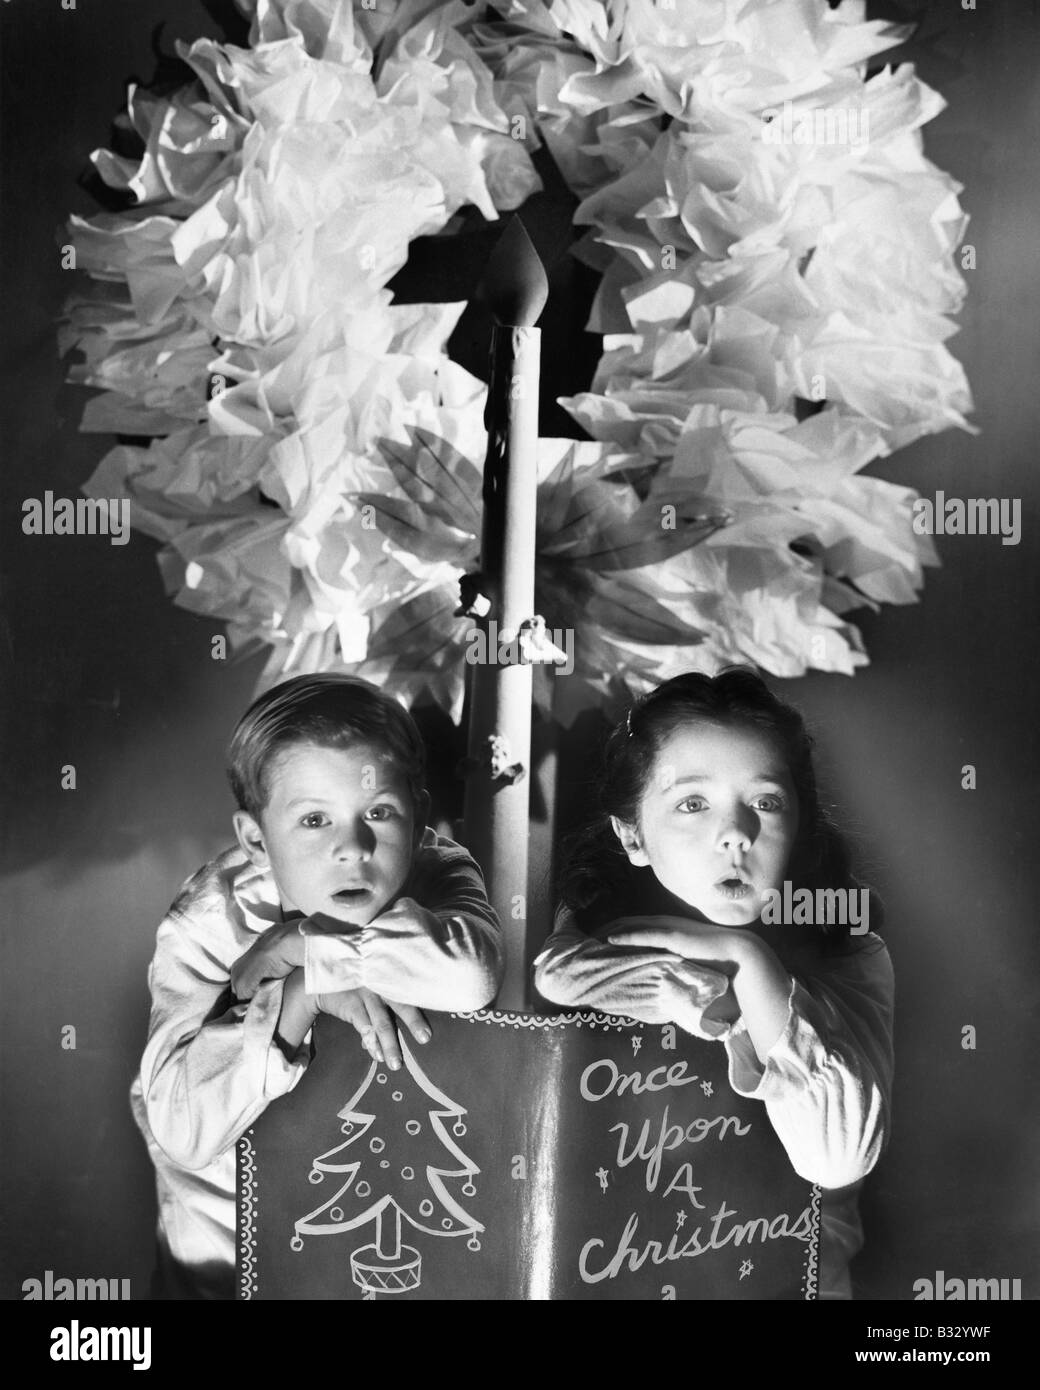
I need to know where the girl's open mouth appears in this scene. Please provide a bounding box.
[715,877,752,899]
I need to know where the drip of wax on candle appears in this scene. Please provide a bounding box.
[479,217,549,328]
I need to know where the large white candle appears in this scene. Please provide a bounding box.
[461,218,549,1012]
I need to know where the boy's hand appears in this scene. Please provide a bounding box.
[315,987,431,1072]
[231,923,306,1000]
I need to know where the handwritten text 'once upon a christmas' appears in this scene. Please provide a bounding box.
[577,1054,812,1285]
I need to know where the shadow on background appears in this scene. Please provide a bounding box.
[1,0,1038,1302]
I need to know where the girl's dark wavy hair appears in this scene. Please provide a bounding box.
[558,668,881,944]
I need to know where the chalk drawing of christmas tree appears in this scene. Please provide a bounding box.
[290,1036,483,1296]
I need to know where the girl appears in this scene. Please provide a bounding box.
[534,669,893,1300]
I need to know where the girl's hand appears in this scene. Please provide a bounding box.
[609,917,793,1062]
[654,963,741,1039]
[607,915,751,970]
[315,987,431,1072]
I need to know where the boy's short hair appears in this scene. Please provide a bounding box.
[228,674,426,821]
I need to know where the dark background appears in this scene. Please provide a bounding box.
[1,0,1037,1301]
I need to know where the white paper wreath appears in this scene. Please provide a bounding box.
[62,0,974,721]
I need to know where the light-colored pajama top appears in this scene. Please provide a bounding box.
[131,830,502,1297]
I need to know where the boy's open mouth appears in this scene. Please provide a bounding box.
[333,886,372,903]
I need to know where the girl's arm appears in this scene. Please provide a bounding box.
[609,918,895,1188]
[535,907,735,1034]
[715,931,794,1060]
[299,835,504,1013]
[725,938,895,1189]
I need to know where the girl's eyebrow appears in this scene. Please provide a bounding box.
[669,773,790,787]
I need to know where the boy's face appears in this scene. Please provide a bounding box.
[234,740,422,925]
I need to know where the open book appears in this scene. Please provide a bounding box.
[238,1011,820,1301]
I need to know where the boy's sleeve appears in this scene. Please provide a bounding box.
[301,834,504,1012]
[139,883,310,1173]
[724,936,895,1190]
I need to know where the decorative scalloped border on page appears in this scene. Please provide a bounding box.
[451,1008,638,1031]
[804,1183,822,1300]
[239,1130,258,1302]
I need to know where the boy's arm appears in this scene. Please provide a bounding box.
[300,838,504,1012]
[139,904,310,1173]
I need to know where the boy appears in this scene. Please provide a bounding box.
[131,675,503,1299]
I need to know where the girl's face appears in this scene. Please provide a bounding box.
[612,721,799,927]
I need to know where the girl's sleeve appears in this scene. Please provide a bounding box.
[534,907,731,1028]
[725,936,895,1189]
[139,896,310,1173]
[300,836,504,1012]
